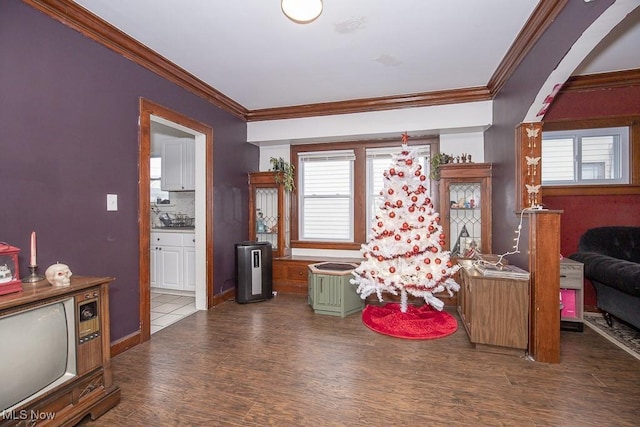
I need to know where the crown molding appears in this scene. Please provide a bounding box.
[561,69,640,92]
[245,87,492,122]
[488,0,568,96]
[24,0,249,120]
[23,0,569,123]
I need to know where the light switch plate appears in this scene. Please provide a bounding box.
[107,194,118,211]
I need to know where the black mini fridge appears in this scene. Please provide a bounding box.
[235,241,273,303]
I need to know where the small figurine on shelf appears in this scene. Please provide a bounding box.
[256,210,267,233]
[45,263,72,287]
[0,264,12,283]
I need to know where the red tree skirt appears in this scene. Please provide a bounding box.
[362,303,458,340]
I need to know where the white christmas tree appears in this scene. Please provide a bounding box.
[351,134,460,313]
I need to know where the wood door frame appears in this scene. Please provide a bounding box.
[138,98,214,343]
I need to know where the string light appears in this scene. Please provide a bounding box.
[473,207,536,269]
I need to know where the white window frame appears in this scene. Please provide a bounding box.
[542,126,630,186]
[150,156,170,203]
[365,146,431,238]
[298,150,355,242]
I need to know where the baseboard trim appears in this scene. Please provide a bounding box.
[110,330,141,357]
[213,287,236,305]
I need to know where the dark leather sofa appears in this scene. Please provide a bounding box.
[569,226,640,329]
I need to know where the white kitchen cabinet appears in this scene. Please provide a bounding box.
[161,138,195,191]
[151,231,195,291]
[183,234,196,292]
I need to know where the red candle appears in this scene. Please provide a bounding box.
[30,231,36,266]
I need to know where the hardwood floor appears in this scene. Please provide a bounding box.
[81,294,640,426]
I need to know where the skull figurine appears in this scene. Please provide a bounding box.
[45,263,73,287]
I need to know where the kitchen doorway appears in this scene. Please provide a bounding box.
[139,98,214,343]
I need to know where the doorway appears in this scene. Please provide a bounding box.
[139,98,214,343]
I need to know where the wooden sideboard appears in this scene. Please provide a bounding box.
[458,265,529,355]
[0,276,120,426]
[273,256,362,295]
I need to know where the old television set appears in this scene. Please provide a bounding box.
[0,290,101,414]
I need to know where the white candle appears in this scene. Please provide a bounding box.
[30,231,36,266]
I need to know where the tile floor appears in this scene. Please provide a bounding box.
[150,290,197,334]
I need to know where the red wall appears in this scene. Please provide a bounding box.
[543,194,640,305]
[542,83,640,306]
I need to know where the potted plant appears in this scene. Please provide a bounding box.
[429,152,451,180]
[269,157,295,192]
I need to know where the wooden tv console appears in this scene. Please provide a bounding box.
[0,276,120,426]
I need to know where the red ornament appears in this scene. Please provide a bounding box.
[430,247,438,253]
[446,261,452,267]
[435,258,442,264]
[415,170,421,176]
[426,198,431,204]
[395,234,401,241]
[398,172,404,177]
[396,200,403,207]
[389,211,396,218]
[428,225,435,232]
[378,222,383,227]
[389,168,396,175]
[415,234,421,240]
[416,266,421,271]
[427,273,433,279]
[409,206,415,212]
[377,255,384,262]
[413,245,419,253]
[424,258,431,264]
[402,222,409,229]
[373,245,379,251]
[439,233,445,239]
[441,269,447,274]
[420,175,426,181]
[411,195,418,202]
[402,185,408,191]
[388,189,394,195]
[389,267,396,273]
[406,159,413,166]
[418,216,424,222]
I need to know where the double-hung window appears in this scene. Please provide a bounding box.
[365,146,431,237]
[293,138,437,248]
[541,126,629,185]
[298,150,355,241]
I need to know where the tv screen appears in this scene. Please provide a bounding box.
[0,297,76,413]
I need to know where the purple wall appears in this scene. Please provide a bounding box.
[484,0,614,268]
[0,1,258,341]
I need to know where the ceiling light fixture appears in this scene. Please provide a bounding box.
[281,0,323,24]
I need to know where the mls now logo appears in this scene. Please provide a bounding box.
[1,409,56,421]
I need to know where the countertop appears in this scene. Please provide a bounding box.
[151,227,195,233]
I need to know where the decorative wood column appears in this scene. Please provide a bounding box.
[515,122,543,212]
[527,210,562,363]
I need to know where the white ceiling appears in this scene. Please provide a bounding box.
[72,0,640,111]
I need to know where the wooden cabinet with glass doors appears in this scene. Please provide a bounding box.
[248,172,291,258]
[438,163,492,257]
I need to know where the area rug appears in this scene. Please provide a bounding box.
[583,312,640,361]
[361,303,457,340]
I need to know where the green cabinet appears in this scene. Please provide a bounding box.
[308,263,363,317]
